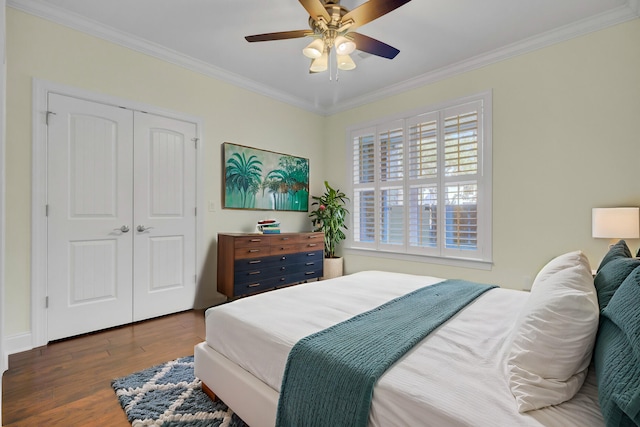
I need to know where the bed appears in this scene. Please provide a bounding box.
[195,244,640,427]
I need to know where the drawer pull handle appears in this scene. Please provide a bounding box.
[305,271,315,275]
[281,256,286,260]
[308,243,317,247]
[280,277,286,281]
[281,267,286,270]
[249,249,260,253]
[249,271,261,275]
[248,283,260,288]
[281,237,290,241]
[250,239,261,242]
[249,260,261,264]
[307,253,316,256]
[305,262,314,266]
[308,235,318,239]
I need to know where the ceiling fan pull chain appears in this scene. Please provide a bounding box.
[329,48,333,81]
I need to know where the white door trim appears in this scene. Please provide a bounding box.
[31,79,205,347]
[1,0,8,392]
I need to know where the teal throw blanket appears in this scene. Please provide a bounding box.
[276,279,497,427]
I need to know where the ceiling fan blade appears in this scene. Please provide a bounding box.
[245,30,311,42]
[349,32,400,59]
[299,0,331,22]
[343,0,412,32]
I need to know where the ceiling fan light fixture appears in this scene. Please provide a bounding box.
[302,38,325,59]
[337,53,356,71]
[310,50,329,73]
[335,35,356,55]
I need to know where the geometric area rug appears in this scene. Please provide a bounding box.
[112,356,249,427]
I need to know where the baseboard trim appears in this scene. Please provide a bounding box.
[5,332,33,360]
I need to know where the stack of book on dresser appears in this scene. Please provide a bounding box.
[257,219,280,234]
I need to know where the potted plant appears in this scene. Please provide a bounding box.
[309,181,350,279]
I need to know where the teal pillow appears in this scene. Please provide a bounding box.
[594,266,640,427]
[598,240,632,273]
[594,240,640,311]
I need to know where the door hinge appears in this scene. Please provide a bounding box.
[192,137,199,149]
[45,204,49,217]
[45,296,49,308]
[46,111,56,125]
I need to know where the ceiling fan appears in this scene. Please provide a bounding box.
[245,0,412,74]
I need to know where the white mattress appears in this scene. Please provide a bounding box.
[204,271,604,427]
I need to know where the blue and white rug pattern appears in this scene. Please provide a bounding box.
[112,356,248,427]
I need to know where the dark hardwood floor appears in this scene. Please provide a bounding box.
[2,310,207,426]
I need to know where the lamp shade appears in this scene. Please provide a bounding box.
[303,39,324,59]
[592,207,640,239]
[309,50,328,73]
[337,53,356,70]
[335,35,356,55]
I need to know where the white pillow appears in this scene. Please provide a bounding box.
[506,250,599,412]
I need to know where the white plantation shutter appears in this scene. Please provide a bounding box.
[347,93,492,264]
[352,129,376,248]
[442,102,481,256]
[444,182,478,250]
[444,110,478,177]
[409,183,437,249]
[408,112,439,254]
[408,115,438,179]
[378,123,404,247]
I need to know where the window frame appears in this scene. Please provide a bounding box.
[345,91,493,269]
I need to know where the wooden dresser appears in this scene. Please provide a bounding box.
[217,232,324,299]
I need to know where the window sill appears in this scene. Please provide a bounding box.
[343,247,494,271]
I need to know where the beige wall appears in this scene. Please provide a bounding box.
[5,7,640,340]
[5,9,326,336]
[326,18,640,287]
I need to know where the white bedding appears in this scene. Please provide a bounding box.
[204,271,604,426]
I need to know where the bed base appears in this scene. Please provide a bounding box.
[194,342,278,427]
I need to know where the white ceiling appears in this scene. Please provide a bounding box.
[9,0,639,115]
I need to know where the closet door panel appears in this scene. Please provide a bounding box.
[47,94,134,341]
[132,112,197,321]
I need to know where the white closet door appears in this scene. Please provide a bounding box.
[47,94,134,341]
[132,112,197,321]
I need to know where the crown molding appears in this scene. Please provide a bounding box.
[7,0,324,114]
[324,1,640,115]
[8,0,640,116]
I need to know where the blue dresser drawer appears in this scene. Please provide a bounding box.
[233,277,279,297]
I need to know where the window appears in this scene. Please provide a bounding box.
[348,92,492,265]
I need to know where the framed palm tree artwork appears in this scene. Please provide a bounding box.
[223,142,309,212]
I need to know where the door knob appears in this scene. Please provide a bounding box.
[137,225,154,232]
[114,225,130,233]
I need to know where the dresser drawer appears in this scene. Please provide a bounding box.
[270,243,301,256]
[300,241,323,251]
[287,269,323,284]
[298,257,322,270]
[235,263,305,284]
[269,234,302,245]
[233,257,271,271]
[300,232,324,244]
[233,235,269,248]
[233,278,278,297]
[234,245,270,259]
[299,249,323,262]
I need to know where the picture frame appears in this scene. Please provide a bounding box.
[222,142,309,212]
